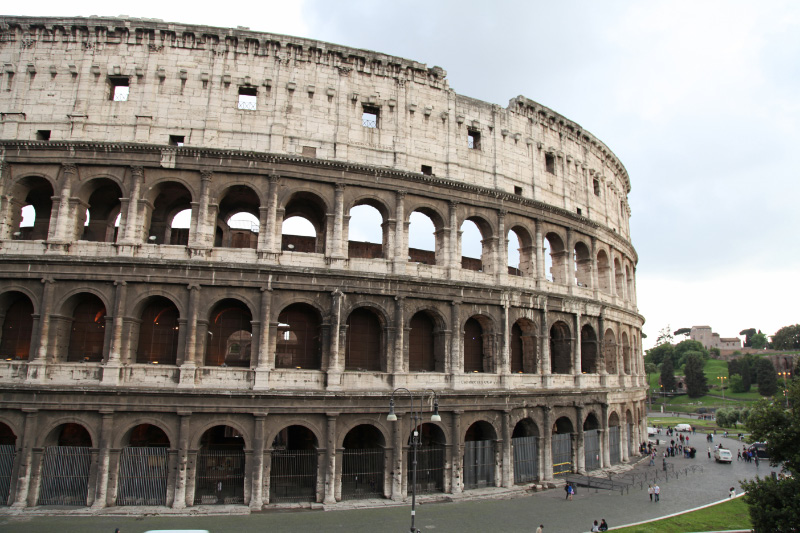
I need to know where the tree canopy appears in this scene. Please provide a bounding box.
[660,357,676,392]
[756,357,778,396]
[673,339,708,368]
[645,342,674,366]
[684,353,709,398]
[740,328,756,347]
[741,380,800,532]
[771,324,800,350]
[673,327,691,337]
[750,331,768,349]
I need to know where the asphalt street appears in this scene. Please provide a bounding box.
[0,432,779,533]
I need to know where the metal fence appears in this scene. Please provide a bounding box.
[627,423,634,456]
[37,446,91,506]
[116,447,168,506]
[407,445,445,494]
[584,429,601,471]
[463,440,495,489]
[193,449,245,505]
[0,444,15,505]
[609,426,621,465]
[551,433,572,477]
[270,449,318,503]
[512,435,538,483]
[341,448,384,500]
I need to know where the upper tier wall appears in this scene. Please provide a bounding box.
[0,16,633,241]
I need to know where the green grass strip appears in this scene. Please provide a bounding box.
[612,497,751,533]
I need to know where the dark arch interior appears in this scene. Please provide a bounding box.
[583,414,600,431]
[0,422,17,445]
[206,299,252,368]
[0,292,34,361]
[276,303,321,369]
[67,294,107,363]
[343,424,385,449]
[409,311,436,372]
[282,192,326,253]
[463,317,484,373]
[550,321,571,374]
[581,325,598,373]
[14,176,54,240]
[127,423,170,447]
[148,181,193,245]
[81,178,122,243]
[553,417,574,434]
[137,297,180,364]
[465,421,496,442]
[57,423,92,447]
[199,425,245,450]
[272,425,318,450]
[345,308,382,371]
[512,418,539,438]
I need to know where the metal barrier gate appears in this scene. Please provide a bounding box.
[341,448,384,500]
[407,445,444,494]
[463,440,494,489]
[193,449,245,505]
[37,446,91,506]
[551,433,572,477]
[584,429,601,471]
[269,449,318,503]
[116,447,168,506]
[0,444,15,505]
[627,423,634,456]
[512,435,538,483]
[609,426,621,465]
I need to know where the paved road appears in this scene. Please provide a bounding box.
[0,433,778,533]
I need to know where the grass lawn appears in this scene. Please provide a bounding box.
[647,416,725,432]
[612,496,751,532]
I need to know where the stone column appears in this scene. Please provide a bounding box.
[172,411,191,509]
[189,170,213,252]
[120,166,143,244]
[499,293,510,383]
[601,403,611,467]
[323,414,337,504]
[392,190,406,274]
[496,210,507,284]
[11,409,38,508]
[391,413,404,501]
[566,227,575,292]
[250,414,266,510]
[91,410,114,508]
[261,174,279,254]
[331,183,346,258]
[450,411,462,494]
[590,236,599,298]
[102,281,127,385]
[573,309,582,383]
[447,201,459,275]
[26,278,54,382]
[542,406,553,481]
[179,284,200,387]
[392,296,405,375]
[254,285,273,389]
[449,301,461,378]
[534,219,545,288]
[501,410,512,487]
[622,414,630,463]
[540,306,551,380]
[576,405,586,474]
[51,164,77,243]
[326,289,344,390]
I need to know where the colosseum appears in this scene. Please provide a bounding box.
[0,16,645,511]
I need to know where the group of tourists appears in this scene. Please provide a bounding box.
[647,483,662,502]
[590,518,609,531]
[738,446,760,465]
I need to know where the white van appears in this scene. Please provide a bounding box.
[714,448,732,463]
[674,423,692,432]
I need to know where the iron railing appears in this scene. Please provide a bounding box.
[463,440,494,489]
[38,446,91,506]
[0,444,15,505]
[193,449,245,505]
[512,436,539,483]
[269,449,317,503]
[341,448,384,500]
[116,447,168,506]
[552,433,572,477]
[584,429,601,471]
[407,445,445,494]
[609,426,621,465]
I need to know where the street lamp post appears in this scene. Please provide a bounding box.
[387,388,441,533]
[716,376,727,404]
[778,371,791,408]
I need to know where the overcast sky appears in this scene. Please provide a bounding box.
[6,1,799,348]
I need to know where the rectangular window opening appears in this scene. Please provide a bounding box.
[109,77,130,101]
[576,208,582,216]
[545,153,556,174]
[169,135,185,147]
[593,178,601,197]
[468,129,481,150]
[302,146,317,158]
[238,86,258,110]
[362,105,379,128]
[36,130,51,141]
[514,186,522,195]
[421,165,433,176]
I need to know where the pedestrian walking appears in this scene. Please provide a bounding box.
[648,484,654,501]
[737,450,741,461]
[707,446,711,458]
[536,524,544,533]
[567,483,574,500]
[654,484,660,502]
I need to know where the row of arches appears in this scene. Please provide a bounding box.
[0,405,642,506]
[4,171,636,299]
[0,289,640,376]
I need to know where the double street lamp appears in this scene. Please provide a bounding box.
[778,371,791,408]
[387,388,441,533]
[716,376,727,403]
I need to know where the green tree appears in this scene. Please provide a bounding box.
[673,327,691,337]
[750,331,768,349]
[655,325,674,346]
[756,358,778,396]
[740,328,756,347]
[673,339,708,368]
[771,324,800,350]
[730,374,747,393]
[684,353,709,397]
[645,342,674,366]
[741,380,800,532]
[729,357,752,391]
[660,356,676,392]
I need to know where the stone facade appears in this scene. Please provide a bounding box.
[689,326,741,351]
[0,16,645,511]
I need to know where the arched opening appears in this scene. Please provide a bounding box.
[463,421,497,489]
[341,425,385,500]
[574,241,591,287]
[205,300,252,368]
[608,412,621,465]
[38,423,92,506]
[581,325,598,374]
[136,297,180,365]
[215,185,260,249]
[460,218,483,272]
[545,232,567,284]
[270,425,318,503]
[345,307,383,371]
[508,226,534,277]
[0,422,17,505]
[552,417,574,477]
[603,330,618,374]
[0,291,34,360]
[145,181,193,245]
[194,425,245,505]
[276,303,322,369]
[117,424,170,506]
[282,192,326,254]
[511,318,538,373]
[8,176,53,240]
[583,414,601,471]
[78,178,123,243]
[407,210,438,265]
[65,294,107,363]
[512,418,539,483]
[614,258,624,298]
[347,203,384,259]
[463,317,491,373]
[408,311,439,372]
[622,332,631,375]
[407,423,446,494]
[597,250,611,293]
[549,321,572,374]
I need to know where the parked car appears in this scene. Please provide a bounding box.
[675,423,692,432]
[714,448,733,463]
[749,442,769,459]
[647,427,656,436]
